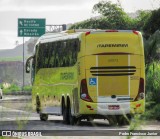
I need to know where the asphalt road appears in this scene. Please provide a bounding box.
[0,95,160,139]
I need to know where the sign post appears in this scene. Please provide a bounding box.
[18,18,46,90]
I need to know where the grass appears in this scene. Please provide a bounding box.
[2,84,32,94]
[0,56,23,62]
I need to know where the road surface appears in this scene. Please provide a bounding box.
[0,95,160,139]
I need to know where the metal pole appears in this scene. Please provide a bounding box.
[23,37,24,91]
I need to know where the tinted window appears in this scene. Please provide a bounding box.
[36,39,79,71]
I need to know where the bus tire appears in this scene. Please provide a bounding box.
[68,105,76,125]
[117,115,130,126]
[40,113,48,121]
[62,103,69,124]
[36,95,41,113]
[107,116,118,126]
[87,117,94,122]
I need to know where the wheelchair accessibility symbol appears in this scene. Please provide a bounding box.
[89,78,97,85]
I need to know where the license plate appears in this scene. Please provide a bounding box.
[108,105,120,110]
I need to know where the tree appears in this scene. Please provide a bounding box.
[143,8,160,38]
[134,10,151,31]
[93,1,125,18]
[70,1,134,30]
[144,30,160,66]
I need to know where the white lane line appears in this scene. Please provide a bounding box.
[0,106,30,113]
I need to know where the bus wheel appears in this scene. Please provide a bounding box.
[68,106,76,125]
[40,113,48,121]
[117,115,130,126]
[87,117,94,122]
[107,116,118,126]
[62,104,69,124]
[36,95,41,113]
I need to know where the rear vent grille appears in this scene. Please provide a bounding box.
[90,66,136,76]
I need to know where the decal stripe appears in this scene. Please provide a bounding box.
[92,73,134,76]
[90,70,136,73]
[91,66,136,69]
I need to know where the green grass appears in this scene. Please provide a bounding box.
[2,84,32,94]
[0,56,22,61]
[2,84,21,94]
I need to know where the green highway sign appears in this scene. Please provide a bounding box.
[18,28,45,37]
[18,18,46,37]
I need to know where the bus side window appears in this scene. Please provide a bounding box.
[35,45,40,73]
[31,56,35,84]
[34,39,80,71]
[75,39,80,52]
[48,42,55,68]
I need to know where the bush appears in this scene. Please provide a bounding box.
[143,62,160,120]
[146,62,160,103]
[3,84,21,94]
[22,86,32,91]
[143,103,160,120]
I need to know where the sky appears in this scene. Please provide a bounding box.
[0,0,160,50]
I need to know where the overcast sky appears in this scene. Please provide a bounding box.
[0,0,160,50]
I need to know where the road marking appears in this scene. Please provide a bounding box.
[0,106,30,113]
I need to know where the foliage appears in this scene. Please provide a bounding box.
[0,56,22,62]
[92,0,125,17]
[142,62,160,121]
[70,1,134,30]
[134,10,151,31]
[3,84,21,93]
[146,62,160,103]
[69,1,160,33]
[143,103,160,120]
[22,85,32,91]
[3,84,32,94]
[144,30,160,67]
[143,8,160,38]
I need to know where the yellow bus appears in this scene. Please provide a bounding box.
[26,29,145,125]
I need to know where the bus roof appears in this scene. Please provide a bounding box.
[37,32,82,44]
[36,29,141,44]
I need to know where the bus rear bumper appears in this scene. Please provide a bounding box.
[79,99,144,115]
[97,102,130,115]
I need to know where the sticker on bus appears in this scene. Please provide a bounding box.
[89,78,97,85]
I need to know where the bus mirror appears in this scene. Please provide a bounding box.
[26,61,30,73]
[26,55,34,73]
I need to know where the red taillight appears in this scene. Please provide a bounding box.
[135,78,145,101]
[139,78,144,93]
[80,79,93,102]
[105,30,118,32]
[133,30,139,35]
[86,105,91,108]
[85,31,91,36]
[136,104,141,108]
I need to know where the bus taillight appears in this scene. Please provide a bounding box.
[85,32,91,36]
[135,78,145,101]
[133,30,139,35]
[80,79,93,102]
